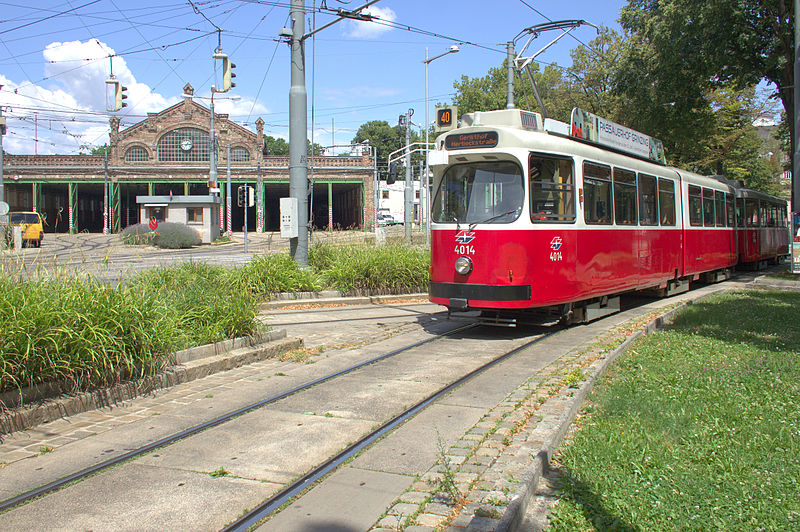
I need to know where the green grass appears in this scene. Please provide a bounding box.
[0,242,429,401]
[547,290,800,531]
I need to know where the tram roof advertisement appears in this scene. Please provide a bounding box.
[570,108,666,165]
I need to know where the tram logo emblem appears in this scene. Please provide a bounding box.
[455,230,476,244]
[549,236,563,251]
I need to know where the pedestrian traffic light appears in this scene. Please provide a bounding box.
[237,185,246,207]
[105,78,128,112]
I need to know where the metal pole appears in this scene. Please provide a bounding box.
[404,108,413,243]
[372,146,378,236]
[419,158,424,229]
[289,0,309,266]
[209,89,218,186]
[226,144,232,236]
[103,151,108,235]
[794,0,800,223]
[0,105,5,206]
[257,160,263,232]
[425,49,430,247]
[244,186,248,253]
[506,41,515,109]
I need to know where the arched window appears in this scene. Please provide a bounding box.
[230,146,250,162]
[124,146,149,162]
[158,127,211,162]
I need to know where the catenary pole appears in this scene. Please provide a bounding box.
[794,0,799,222]
[289,0,309,266]
[404,108,413,242]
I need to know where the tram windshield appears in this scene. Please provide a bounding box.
[432,161,523,224]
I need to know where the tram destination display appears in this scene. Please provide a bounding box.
[445,131,499,150]
[570,108,666,164]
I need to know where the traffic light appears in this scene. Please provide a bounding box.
[105,78,128,112]
[237,185,246,207]
[214,52,236,92]
[247,186,255,207]
[387,163,398,185]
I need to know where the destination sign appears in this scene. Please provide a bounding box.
[445,131,499,150]
[570,108,666,164]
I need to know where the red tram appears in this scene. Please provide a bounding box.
[427,108,789,324]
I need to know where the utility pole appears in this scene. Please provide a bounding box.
[794,0,799,227]
[289,0,309,265]
[404,108,413,243]
[226,144,232,236]
[506,41,515,109]
[286,0,381,266]
[0,101,5,206]
[103,151,109,235]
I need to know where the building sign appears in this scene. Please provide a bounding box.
[570,108,666,164]
[445,131,499,150]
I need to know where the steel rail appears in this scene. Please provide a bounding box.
[0,322,478,513]
[222,328,557,532]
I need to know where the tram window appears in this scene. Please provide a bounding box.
[583,162,612,225]
[759,202,768,227]
[768,204,777,227]
[529,154,575,222]
[714,191,726,227]
[702,188,715,226]
[432,161,524,224]
[638,173,658,225]
[745,199,759,227]
[736,198,745,227]
[725,194,735,227]
[658,178,676,226]
[613,168,637,225]
[689,185,703,226]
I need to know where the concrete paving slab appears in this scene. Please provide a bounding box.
[0,462,280,532]
[136,409,375,484]
[272,375,442,421]
[351,403,486,476]
[258,466,413,531]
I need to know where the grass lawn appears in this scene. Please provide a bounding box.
[547,290,800,530]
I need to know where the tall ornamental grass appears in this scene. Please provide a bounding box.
[548,290,800,530]
[309,242,429,295]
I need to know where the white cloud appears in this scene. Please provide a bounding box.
[342,6,397,39]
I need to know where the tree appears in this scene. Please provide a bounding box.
[91,144,110,156]
[263,135,289,156]
[351,120,420,165]
[618,0,793,167]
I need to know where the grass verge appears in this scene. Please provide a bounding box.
[547,290,800,530]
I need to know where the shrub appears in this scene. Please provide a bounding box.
[152,222,201,249]
[229,253,322,298]
[120,223,156,246]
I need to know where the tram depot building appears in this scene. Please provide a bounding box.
[2,84,375,235]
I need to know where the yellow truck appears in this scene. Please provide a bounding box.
[7,211,44,248]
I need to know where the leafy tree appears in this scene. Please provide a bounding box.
[351,120,420,165]
[618,0,794,165]
[262,135,324,156]
[90,144,110,155]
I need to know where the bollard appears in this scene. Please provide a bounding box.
[13,226,22,250]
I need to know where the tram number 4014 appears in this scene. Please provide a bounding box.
[454,245,475,255]
[550,251,563,262]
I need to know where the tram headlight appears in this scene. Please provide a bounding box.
[454,256,473,275]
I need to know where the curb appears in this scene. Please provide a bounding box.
[261,292,429,310]
[0,333,302,435]
[495,296,704,531]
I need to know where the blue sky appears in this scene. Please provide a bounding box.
[0,0,627,155]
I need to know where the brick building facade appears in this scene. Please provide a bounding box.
[2,84,375,234]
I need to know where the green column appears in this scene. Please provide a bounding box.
[68,182,77,233]
[32,183,41,212]
[111,182,121,233]
[184,182,189,195]
[148,182,154,195]
[327,182,333,231]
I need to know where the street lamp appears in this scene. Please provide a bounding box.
[424,44,459,246]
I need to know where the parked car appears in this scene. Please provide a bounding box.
[377,213,396,226]
[7,211,44,247]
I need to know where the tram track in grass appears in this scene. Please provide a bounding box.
[221,328,559,532]
[0,321,479,514]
